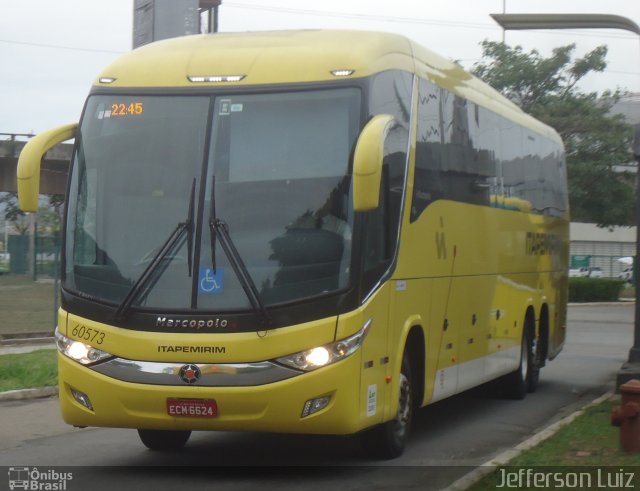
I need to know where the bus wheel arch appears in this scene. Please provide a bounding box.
[404,325,425,409]
[361,324,425,459]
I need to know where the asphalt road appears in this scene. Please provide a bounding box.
[0,304,633,491]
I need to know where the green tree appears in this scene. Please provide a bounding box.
[0,192,65,236]
[38,194,65,235]
[472,41,634,227]
[0,192,29,235]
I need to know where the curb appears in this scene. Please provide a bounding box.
[0,331,55,346]
[0,343,56,356]
[0,386,58,402]
[442,390,615,491]
[0,337,54,346]
[568,301,634,307]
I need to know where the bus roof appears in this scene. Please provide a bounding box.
[95,30,561,144]
[97,30,414,87]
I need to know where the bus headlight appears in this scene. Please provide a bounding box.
[275,319,372,372]
[55,327,113,365]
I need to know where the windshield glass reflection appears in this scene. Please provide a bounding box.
[64,88,361,312]
[199,88,361,309]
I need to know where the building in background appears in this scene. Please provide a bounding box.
[570,222,636,278]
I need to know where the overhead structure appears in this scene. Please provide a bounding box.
[200,0,222,34]
[133,0,223,49]
[490,13,640,35]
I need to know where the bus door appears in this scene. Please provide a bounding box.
[429,277,459,402]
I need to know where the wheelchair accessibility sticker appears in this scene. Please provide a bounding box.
[199,267,224,294]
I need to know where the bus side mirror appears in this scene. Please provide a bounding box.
[352,114,395,212]
[17,123,78,212]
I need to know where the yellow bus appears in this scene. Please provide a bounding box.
[18,30,568,459]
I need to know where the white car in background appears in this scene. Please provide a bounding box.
[587,267,604,278]
[569,267,588,278]
[619,267,633,282]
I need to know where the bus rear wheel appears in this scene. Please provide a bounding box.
[137,429,191,451]
[504,318,534,400]
[361,353,413,459]
[528,333,541,393]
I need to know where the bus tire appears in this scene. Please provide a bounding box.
[504,326,533,400]
[361,353,413,459]
[137,429,191,451]
[528,333,541,393]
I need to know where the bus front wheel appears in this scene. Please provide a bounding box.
[361,353,413,459]
[137,429,191,451]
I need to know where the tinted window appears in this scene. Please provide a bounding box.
[363,71,412,283]
[412,77,567,221]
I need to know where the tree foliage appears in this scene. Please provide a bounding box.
[0,192,64,236]
[472,41,634,227]
[38,194,65,235]
[0,192,29,235]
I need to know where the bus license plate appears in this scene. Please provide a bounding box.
[167,398,218,418]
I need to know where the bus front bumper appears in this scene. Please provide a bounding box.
[58,352,366,435]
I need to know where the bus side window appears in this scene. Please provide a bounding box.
[363,166,390,272]
[412,79,443,221]
[362,138,406,286]
[362,70,411,294]
[71,159,98,266]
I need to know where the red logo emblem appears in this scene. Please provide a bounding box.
[179,364,201,384]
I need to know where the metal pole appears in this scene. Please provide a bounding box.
[3,216,7,258]
[631,126,640,363]
[53,234,59,330]
[30,214,36,281]
[502,0,506,43]
[200,1,221,33]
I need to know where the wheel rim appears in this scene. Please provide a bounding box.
[531,336,541,368]
[520,335,529,381]
[394,372,411,441]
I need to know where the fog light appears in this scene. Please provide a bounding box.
[301,395,331,418]
[71,388,94,411]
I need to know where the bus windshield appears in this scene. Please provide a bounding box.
[64,88,361,313]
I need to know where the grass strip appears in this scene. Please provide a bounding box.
[468,397,640,491]
[0,349,57,392]
[0,275,57,334]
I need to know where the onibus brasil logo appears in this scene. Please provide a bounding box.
[8,467,73,490]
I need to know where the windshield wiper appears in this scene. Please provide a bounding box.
[114,179,196,321]
[209,217,273,328]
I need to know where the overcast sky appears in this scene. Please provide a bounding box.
[1,0,639,134]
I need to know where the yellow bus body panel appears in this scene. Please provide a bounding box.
[95,31,415,88]
[58,351,364,434]
[62,312,337,364]
[390,199,568,404]
[57,284,393,434]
